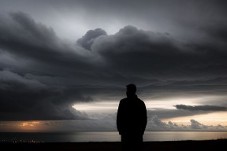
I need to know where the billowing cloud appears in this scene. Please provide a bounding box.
[77,28,107,50]
[190,119,207,129]
[146,116,227,131]
[92,25,227,79]
[0,11,227,121]
[0,70,89,120]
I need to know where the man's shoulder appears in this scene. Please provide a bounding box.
[120,98,128,102]
[120,98,130,105]
[137,98,146,106]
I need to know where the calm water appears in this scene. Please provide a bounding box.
[1,131,227,143]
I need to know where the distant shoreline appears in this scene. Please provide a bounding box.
[1,139,226,151]
[1,131,227,142]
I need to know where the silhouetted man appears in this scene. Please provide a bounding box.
[117,84,147,151]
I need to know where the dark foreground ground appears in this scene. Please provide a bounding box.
[1,139,227,151]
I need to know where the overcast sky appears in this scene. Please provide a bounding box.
[0,0,227,131]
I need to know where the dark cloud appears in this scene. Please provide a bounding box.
[93,25,227,83]
[0,12,58,57]
[201,24,227,44]
[0,12,97,120]
[77,28,107,50]
[0,70,90,120]
[175,104,227,111]
[0,12,93,72]
[0,11,227,120]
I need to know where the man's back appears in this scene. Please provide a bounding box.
[117,96,147,137]
[116,84,147,151]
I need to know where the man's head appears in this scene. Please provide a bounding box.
[126,84,137,97]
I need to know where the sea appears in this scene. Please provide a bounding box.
[1,131,227,143]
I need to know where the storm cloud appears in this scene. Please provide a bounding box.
[175,105,227,111]
[77,28,107,50]
[0,0,227,122]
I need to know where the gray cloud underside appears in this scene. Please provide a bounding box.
[0,11,227,120]
[175,104,227,111]
[147,109,207,119]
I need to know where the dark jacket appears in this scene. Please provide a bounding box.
[117,95,147,137]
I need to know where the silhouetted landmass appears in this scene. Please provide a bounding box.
[0,139,226,151]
